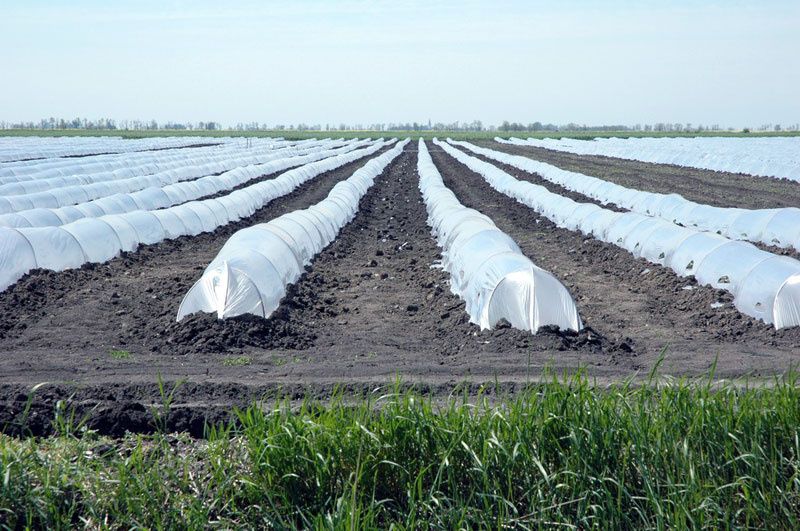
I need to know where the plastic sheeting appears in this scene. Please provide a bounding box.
[0,139,324,187]
[0,146,288,194]
[0,140,392,292]
[0,144,248,189]
[496,136,800,181]
[418,140,580,332]
[0,138,304,182]
[0,136,234,163]
[0,140,353,215]
[452,140,800,252]
[176,139,409,321]
[435,139,800,329]
[0,139,366,227]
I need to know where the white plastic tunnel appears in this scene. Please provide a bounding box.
[0,139,356,217]
[0,139,367,228]
[0,138,306,184]
[418,139,581,333]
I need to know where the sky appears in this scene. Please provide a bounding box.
[1,0,798,128]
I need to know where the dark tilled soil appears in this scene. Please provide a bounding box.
[2,142,799,437]
[479,141,800,209]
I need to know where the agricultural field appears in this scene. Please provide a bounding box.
[0,134,798,431]
[1,134,800,526]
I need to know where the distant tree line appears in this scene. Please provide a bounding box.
[0,117,221,131]
[496,121,799,133]
[1,117,797,133]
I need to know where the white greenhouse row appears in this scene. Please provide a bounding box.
[0,139,308,190]
[0,140,367,227]
[0,138,295,182]
[418,140,581,333]
[177,140,407,320]
[0,140,391,292]
[0,143,332,211]
[498,136,800,181]
[435,139,800,329]
[451,140,800,252]
[0,136,231,163]
[0,140,360,215]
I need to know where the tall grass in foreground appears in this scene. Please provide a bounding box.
[1,371,799,529]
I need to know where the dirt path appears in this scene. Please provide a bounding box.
[478,141,800,209]
[428,142,800,379]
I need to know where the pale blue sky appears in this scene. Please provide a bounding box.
[1,0,798,127]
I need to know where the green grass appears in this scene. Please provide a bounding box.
[221,355,252,367]
[108,349,131,360]
[2,370,800,528]
[1,128,798,141]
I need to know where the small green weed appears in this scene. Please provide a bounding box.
[149,374,185,434]
[221,356,251,367]
[109,349,131,360]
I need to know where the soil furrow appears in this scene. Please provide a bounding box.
[428,142,800,378]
